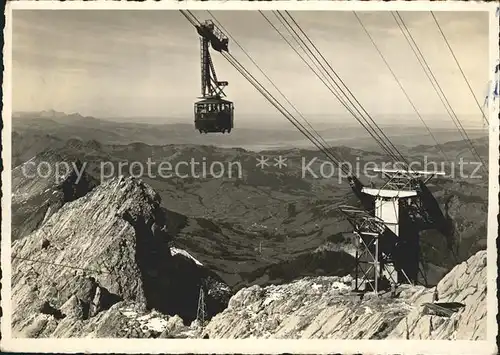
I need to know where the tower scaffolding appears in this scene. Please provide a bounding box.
[340,168,445,294]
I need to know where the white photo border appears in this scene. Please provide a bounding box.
[1,1,498,354]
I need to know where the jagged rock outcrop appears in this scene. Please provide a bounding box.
[388,250,487,340]
[204,250,487,340]
[12,177,232,337]
[18,300,200,339]
[11,155,98,241]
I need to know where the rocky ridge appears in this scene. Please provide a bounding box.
[12,176,232,337]
[204,250,487,340]
[12,154,99,241]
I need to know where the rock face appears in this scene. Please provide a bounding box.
[204,250,487,340]
[11,153,98,241]
[12,177,232,337]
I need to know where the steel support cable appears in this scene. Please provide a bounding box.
[283,10,410,166]
[393,11,488,175]
[353,12,451,163]
[284,11,409,168]
[430,11,489,127]
[262,14,419,196]
[265,12,340,100]
[182,11,350,175]
[260,11,356,121]
[266,11,383,149]
[396,10,487,172]
[208,11,348,173]
[280,15,414,174]
[222,52,352,175]
[224,52,350,175]
[13,255,109,274]
[269,11,402,165]
[274,11,401,163]
[180,10,200,27]
[259,15,420,218]
[392,13,468,143]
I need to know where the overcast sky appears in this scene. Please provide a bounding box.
[12,10,490,128]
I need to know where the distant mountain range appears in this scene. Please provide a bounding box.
[12,110,488,152]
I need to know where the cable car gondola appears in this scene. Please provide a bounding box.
[195,98,234,134]
[193,20,234,134]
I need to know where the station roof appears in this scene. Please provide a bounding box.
[362,188,417,198]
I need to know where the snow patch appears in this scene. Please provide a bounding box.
[120,309,170,333]
[137,314,170,332]
[331,281,350,292]
[311,283,323,291]
[263,291,284,306]
[146,318,169,333]
[120,310,138,318]
[170,247,203,266]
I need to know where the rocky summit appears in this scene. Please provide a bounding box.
[11,175,487,340]
[204,250,487,340]
[12,177,231,338]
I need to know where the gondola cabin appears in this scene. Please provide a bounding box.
[194,98,234,134]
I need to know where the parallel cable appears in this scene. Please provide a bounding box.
[282,11,410,166]
[180,10,200,27]
[269,11,388,155]
[353,11,450,163]
[430,11,489,127]
[393,11,487,175]
[223,51,351,175]
[276,11,402,163]
[184,11,367,181]
[260,11,353,113]
[187,9,348,175]
[267,11,402,165]
[13,255,108,274]
[392,12,466,142]
[208,11,350,173]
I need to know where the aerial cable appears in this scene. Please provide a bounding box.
[260,11,355,120]
[185,11,351,175]
[282,10,410,166]
[13,255,109,274]
[278,11,412,169]
[392,12,467,141]
[262,10,391,168]
[393,11,488,175]
[180,10,200,27]
[266,11,362,123]
[222,51,350,174]
[207,11,349,173]
[284,10,410,167]
[430,11,489,127]
[266,11,403,165]
[275,10,402,163]
[267,12,340,100]
[225,52,352,175]
[353,12,451,163]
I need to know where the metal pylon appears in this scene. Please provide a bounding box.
[196,285,207,327]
